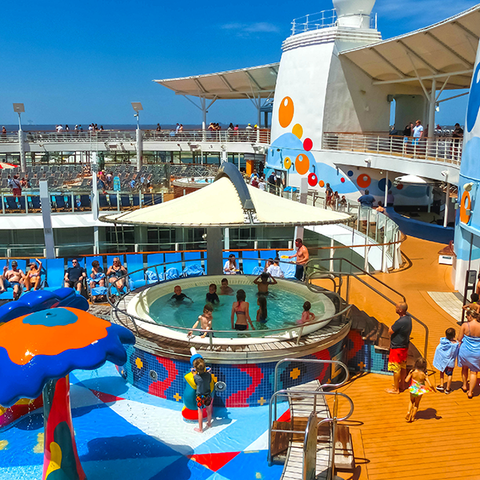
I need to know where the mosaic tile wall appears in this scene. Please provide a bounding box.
[118,338,347,408]
[346,329,390,374]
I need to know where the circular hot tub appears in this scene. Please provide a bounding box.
[126,275,336,346]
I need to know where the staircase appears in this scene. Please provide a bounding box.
[269,360,355,480]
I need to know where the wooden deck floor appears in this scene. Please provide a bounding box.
[327,237,480,480]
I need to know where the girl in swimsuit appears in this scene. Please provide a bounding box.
[256,296,267,324]
[231,289,254,331]
[405,357,435,422]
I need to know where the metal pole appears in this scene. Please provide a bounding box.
[40,180,55,259]
[18,113,26,172]
[91,153,100,254]
[428,78,437,138]
[136,127,142,171]
[384,171,389,207]
[444,182,450,228]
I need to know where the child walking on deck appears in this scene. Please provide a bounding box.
[405,357,436,422]
[192,357,213,433]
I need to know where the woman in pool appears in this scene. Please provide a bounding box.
[231,289,255,331]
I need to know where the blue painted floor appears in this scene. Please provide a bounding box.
[0,364,286,480]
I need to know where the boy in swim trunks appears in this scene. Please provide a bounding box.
[253,272,277,295]
[188,304,213,338]
[192,357,213,433]
[206,284,220,304]
[219,278,234,295]
[171,285,192,302]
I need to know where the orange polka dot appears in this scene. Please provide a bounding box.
[279,97,294,128]
[284,157,292,169]
[295,154,310,176]
[292,124,303,139]
[460,191,471,224]
[357,174,371,189]
[319,180,325,188]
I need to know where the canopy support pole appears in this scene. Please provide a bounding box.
[428,78,436,137]
[207,227,223,275]
[40,180,55,259]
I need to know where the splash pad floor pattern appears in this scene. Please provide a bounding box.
[0,363,286,480]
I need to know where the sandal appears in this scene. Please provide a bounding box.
[445,389,451,394]
[461,386,469,393]
[468,393,473,399]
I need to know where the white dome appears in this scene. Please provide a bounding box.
[333,0,376,28]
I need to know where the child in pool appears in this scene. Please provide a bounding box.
[253,272,277,295]
[219,278,234,295]
[171,285,192,302]
[192,357,213,433]
[256,296,268,324]
[188,304,213,338]
[405,357,436,422]
[297,301,315,325]
[206,283,220,304]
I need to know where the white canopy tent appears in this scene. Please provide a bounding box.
[100,163,351,273]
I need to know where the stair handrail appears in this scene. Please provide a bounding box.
[273,359,349,418]
[306,256,406,302]
[306,258,429,359]
[268,389,354,468]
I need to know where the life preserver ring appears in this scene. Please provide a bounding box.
[460,190,472,224]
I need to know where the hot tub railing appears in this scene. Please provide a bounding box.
[107,261,352,347]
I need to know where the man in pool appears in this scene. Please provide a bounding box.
[219,278,234,295]
[171,285,192,302]
[206,284,220,304]
[253,272,277,295]
[188,304,213,338]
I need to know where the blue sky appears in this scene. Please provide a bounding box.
[0,0,477,126]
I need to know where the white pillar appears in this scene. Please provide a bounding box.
[40,180,55,259]
[221,150,228,164]
[444,182,450,228]
[136,128,142,171]
[384,171,389,207]
[294,177,309,242]
[18,130,26,172]
[428,79,436,138]
[91,153,100,254]
[224,227,230,250]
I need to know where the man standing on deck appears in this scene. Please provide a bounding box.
[289,238,309,282]
[386,303,412,394]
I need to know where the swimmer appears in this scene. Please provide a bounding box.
[256,296,268,324]
[188,304,213,338]
[253,272,277,295]
[297,301,315,325]
[206,284,220,304]
[192,357,213,433]
[219,278,234,295]
[171,285,192,302]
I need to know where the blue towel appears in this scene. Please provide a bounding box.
[458,336,480,373]
[432,338,459,371]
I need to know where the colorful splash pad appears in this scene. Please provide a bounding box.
[0,307,135,480]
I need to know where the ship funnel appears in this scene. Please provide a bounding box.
[333,0,376,29]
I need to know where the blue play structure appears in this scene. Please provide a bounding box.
[0,288,89,324]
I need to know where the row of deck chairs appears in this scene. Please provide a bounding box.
[0,250,296,301]
[1,192,163,213]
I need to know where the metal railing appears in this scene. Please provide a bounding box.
[268,359,353,479]
[323,132,462,166]
[291,9,377,35]
[0,128,271,146]
[109,262,353,348]
[306,256,429,359]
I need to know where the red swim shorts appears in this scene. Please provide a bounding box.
[388,347,408,373]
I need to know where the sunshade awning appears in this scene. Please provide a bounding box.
[154,63,279,100]
[340,4,480,90]
[100,177,351,228]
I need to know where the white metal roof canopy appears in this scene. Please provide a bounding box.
[340,4,480,90]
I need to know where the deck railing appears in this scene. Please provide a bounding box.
[0,128,271,146]
[323,132,462,166]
